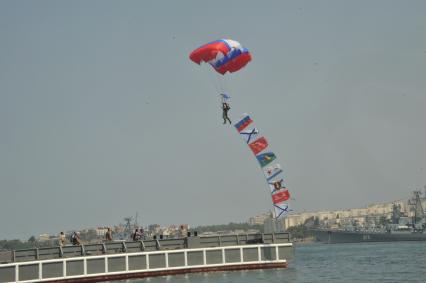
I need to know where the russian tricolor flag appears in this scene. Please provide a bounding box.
[234,115,253,132]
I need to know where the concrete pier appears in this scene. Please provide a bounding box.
[0,232,293,283]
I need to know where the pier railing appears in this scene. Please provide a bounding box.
[0,232,290,264]
[0,233,293,283]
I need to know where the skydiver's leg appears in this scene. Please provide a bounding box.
[225,112,231,124]
[223,111,227,124]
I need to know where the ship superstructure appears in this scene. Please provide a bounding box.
[310,189,426,243]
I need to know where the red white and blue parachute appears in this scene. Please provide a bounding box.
[189,39,252,75]
[235,114,292,218]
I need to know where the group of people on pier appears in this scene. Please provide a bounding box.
[58,227,144,246]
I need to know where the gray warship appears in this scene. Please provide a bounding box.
[311,190,426,244]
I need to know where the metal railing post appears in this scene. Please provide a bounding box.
[39,262,42,280]
[105,256,108,273]
[257,246,261,262]
[83,258,87,276]
[63,259,67,277]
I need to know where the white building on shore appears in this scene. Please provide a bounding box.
[281,199,409,230]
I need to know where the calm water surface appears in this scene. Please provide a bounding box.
[109,241,426,283]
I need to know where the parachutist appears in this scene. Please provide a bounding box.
[222,102,231,124]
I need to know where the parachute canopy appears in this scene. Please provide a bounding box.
[189,39,252,75]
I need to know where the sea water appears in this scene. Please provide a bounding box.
[109,241,426,283]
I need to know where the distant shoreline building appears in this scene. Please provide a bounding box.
[249,211,272,225]
[249,191,426,231]
[281,197,424,230]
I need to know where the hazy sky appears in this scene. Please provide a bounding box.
[1,1,426,239]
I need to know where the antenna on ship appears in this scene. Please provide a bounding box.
[408,190,425,228]
[123,216,133,239]
[423,185,426,200]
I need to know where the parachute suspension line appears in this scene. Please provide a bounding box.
[203,63,221,94]
[220,72,229,95]
[211,71,229,104]
[213,71,223,94]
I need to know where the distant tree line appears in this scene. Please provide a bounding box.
[0,239,33,251]
[286,224,314,240]
[0,236,52,251]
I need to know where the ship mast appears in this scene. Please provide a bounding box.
[408,190,425,227]
[423,186,426,201]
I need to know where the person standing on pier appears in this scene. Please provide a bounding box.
[70,231,81,245]
[105,227,113,241]
[58,232,66,246]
